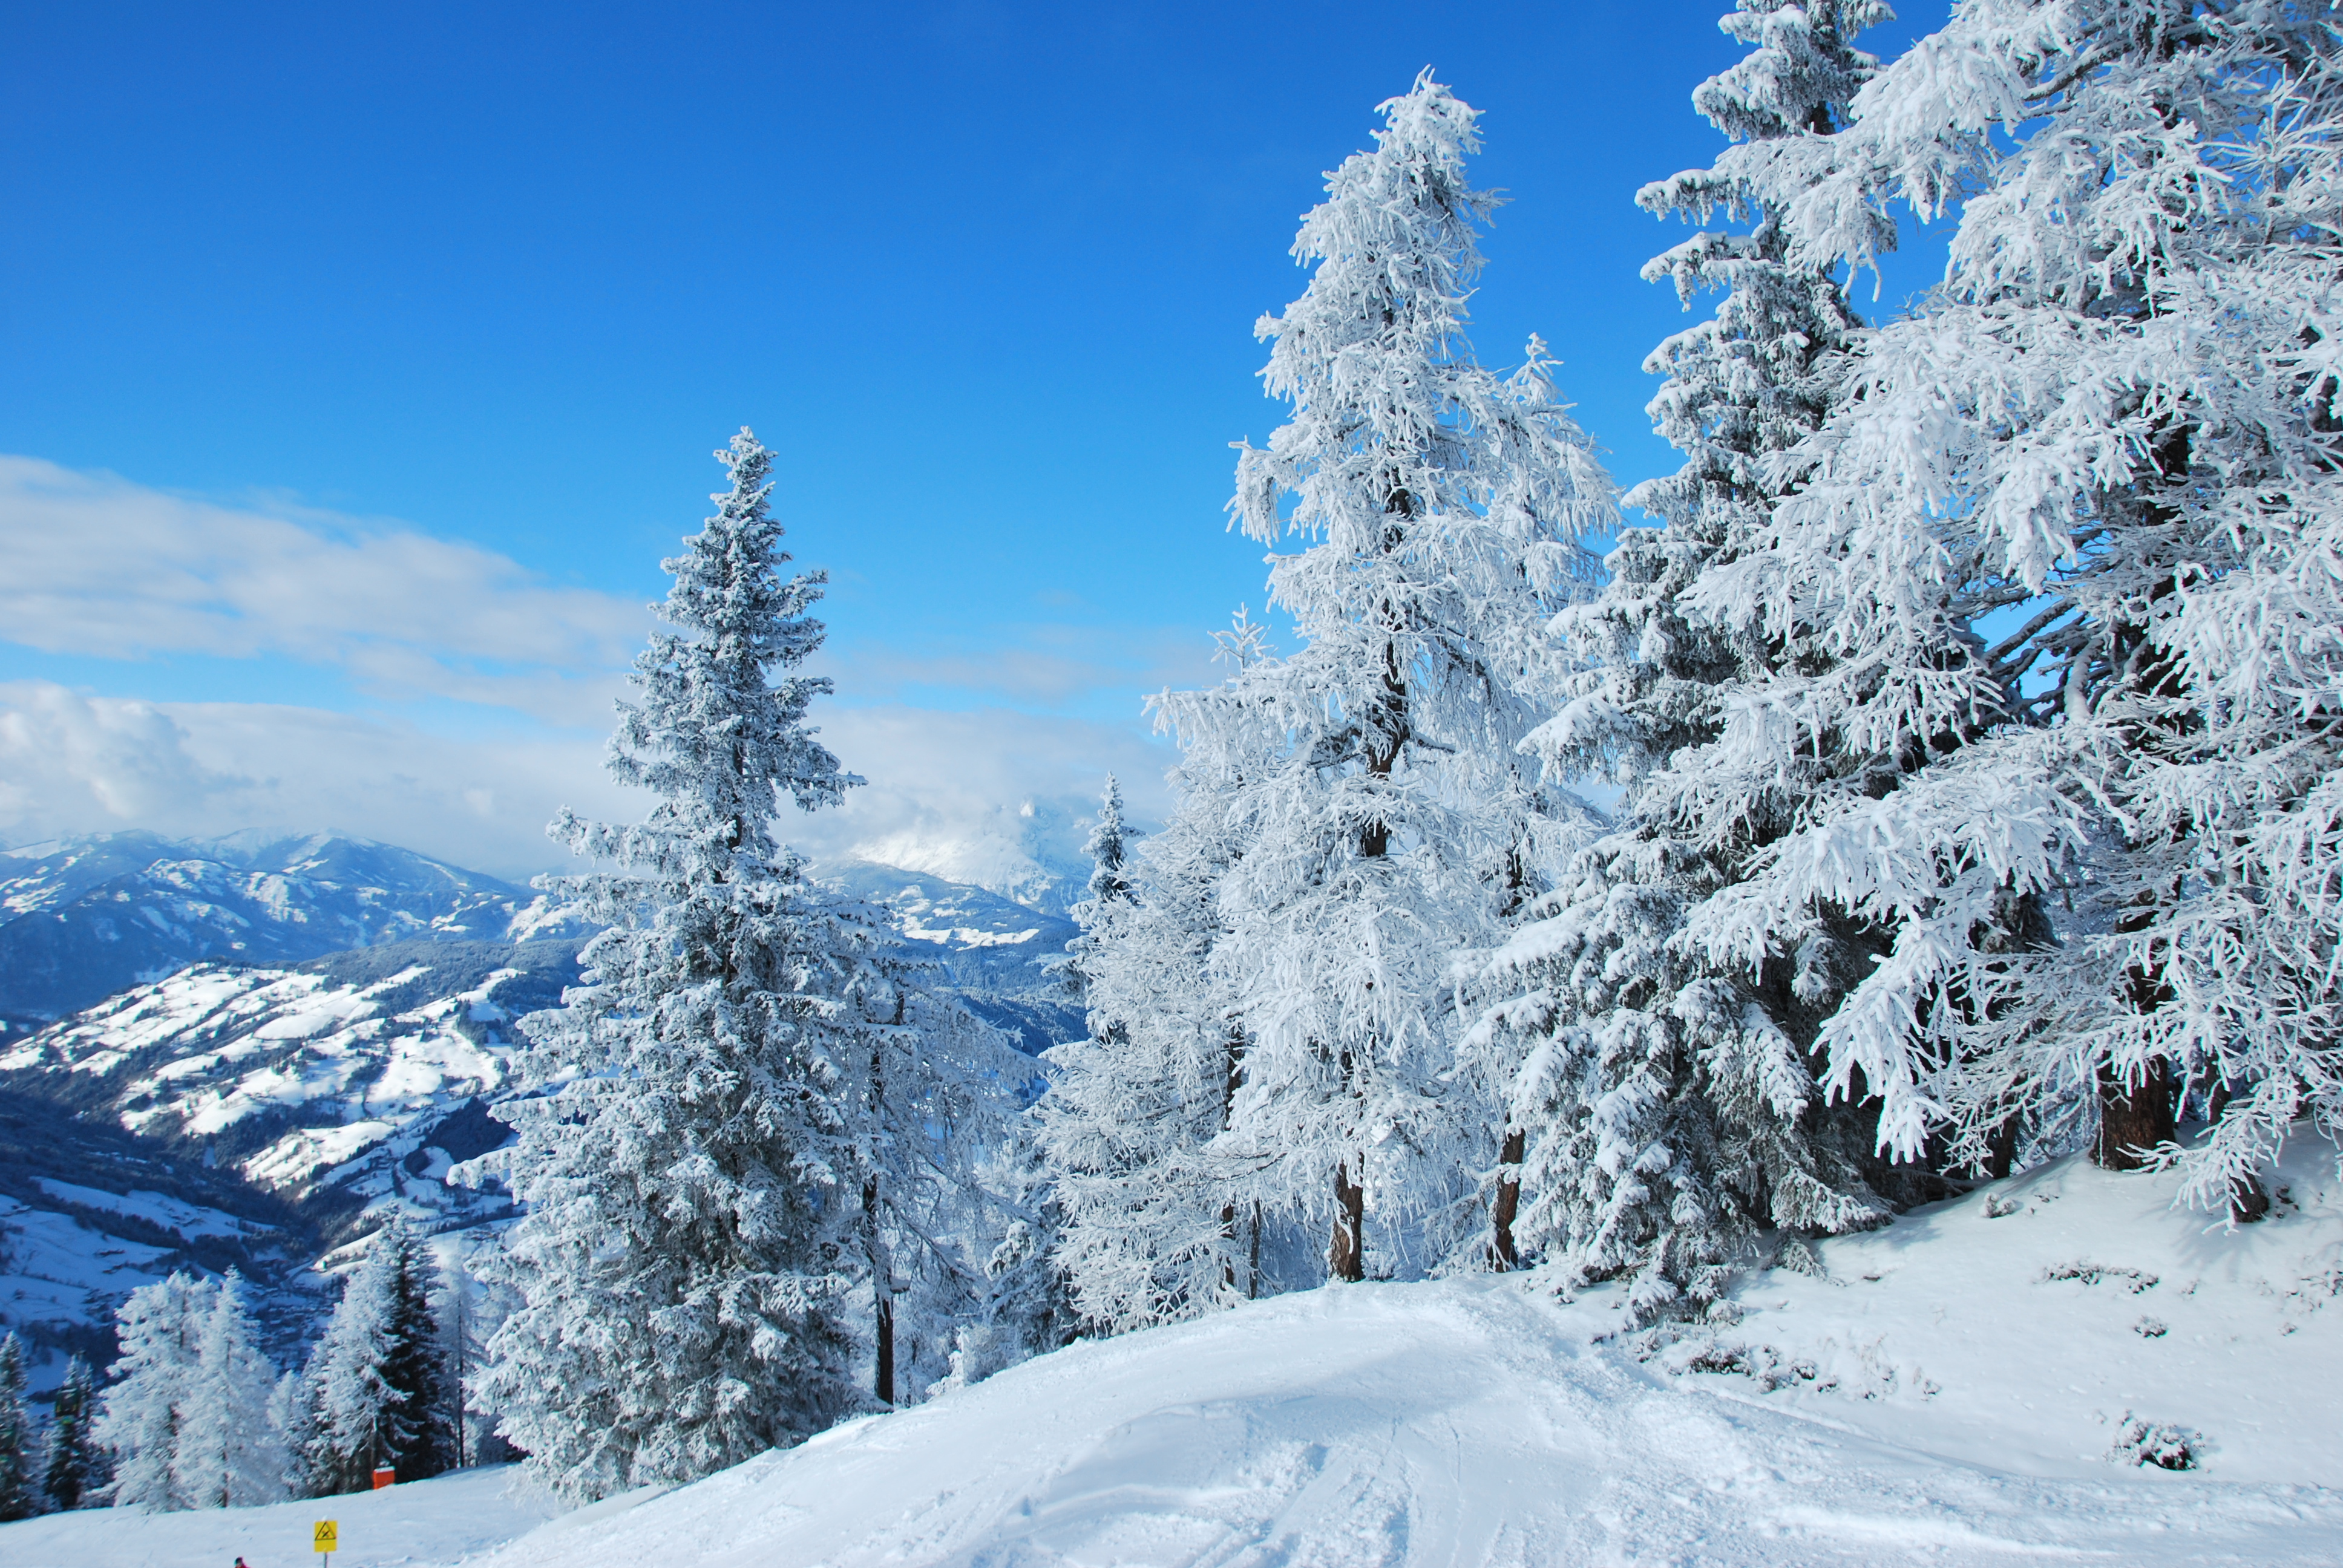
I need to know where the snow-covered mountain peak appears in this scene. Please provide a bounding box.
[0,830,595,1028]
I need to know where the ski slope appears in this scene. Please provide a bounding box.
[8,1141,2339,1566]
[0,1465,561,1568]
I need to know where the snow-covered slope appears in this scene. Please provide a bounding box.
[0,1085,310,1387]
[0,938,582,1236]
[453,1140,2339,1567]
[0,1463,561,1568]
[0,831,591,1030]
[820,858,1084,1054]
[1,1142,2336,1564]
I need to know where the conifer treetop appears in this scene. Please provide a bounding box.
[556,428,860,885]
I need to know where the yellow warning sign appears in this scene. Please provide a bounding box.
[314,1520,339,1553]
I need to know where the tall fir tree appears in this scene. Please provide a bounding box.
[478,430,1008,1498]
[94,1272,215,1512]
[1193,73,1611,1283]
[1466,0,1904,1318]
[1044,755,1242,1328]
[42,1356,99,1512]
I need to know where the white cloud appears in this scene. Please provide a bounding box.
[818,624,1222,712]
[0,456,1199,901]
[0,682,626,880]
[0,683,1173,893]
[0,457,646,724]
[799,705,1176,901]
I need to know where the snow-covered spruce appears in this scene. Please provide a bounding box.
[295,1224,451,1497]
[174,1271,289,1509]
[93,1273,211,1511]
[1693,0,2343,1210]
[0,1335,34,1522]
[1467,0,1906,1320]
[1159,73,1613,1287]
[41,1356,100,1512]
[473,430,1018,1500]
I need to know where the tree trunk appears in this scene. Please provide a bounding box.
[1221,1025,1244,1291]
[2230,1171,2272,1224]
[1984,1111,2022,1181]
[1490,1126,1525,1270]
[2094,1057,2175,1171]
[873,1276,896,1406]
[1329,1158,1366,1281]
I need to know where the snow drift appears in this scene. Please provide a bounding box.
[463,1144,2343,1568]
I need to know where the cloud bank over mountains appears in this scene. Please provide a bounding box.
[0,458,1180,894]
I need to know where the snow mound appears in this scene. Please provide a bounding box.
[468,1148,2343,1568]
[0,1465,560,1568]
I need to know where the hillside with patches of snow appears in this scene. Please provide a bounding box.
[0,938,581,1241]
[0,831,591,1031]
[0,1083,313,1388]
[819,859,1084,1054]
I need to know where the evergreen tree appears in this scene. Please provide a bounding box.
[1198,73,1611,1283]
[1042,626,1281,1328]
[478,429,1009,1498]
[1699,0,2343,1210]
[1466,0,1902,1318]
[94,1272,215,1511]
[173,1270,289,1509]
[300,1225,453,1495]
[42,1356,99,1512]
[0,1333,37,1521]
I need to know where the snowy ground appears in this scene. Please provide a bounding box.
[11,1140,2340,1566]
[0,1465,562,1568]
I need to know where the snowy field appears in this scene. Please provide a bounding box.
[8,1143,2339,1567]
[0,1465,562,1568]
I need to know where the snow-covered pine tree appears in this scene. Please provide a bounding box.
[1464,0,1902,1318]
[95,1272,215,1511]
[1199,73,1611,1282]
[1700,0,2343,1212]
[172,1270,289,1509]
[42,1356,99,1512]
[477,429,1011,1497]
[299,1225,453,1495]
[0,1333,36,1521]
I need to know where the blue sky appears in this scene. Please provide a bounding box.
[0,0,1948,883]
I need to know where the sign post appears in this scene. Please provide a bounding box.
[314,1518,339,1568]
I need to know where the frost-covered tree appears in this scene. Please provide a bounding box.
[95,1272,214,1511]
[1700,0,2343,1214]
[1042,737,1264,1328]
[42,1355,99,1512]
[299,1225,452,1495]
[477,430,1011,1498]
[1467,0,1904,1318]
[1195,73,1611,1282]
[172,1270,288,1509]
[0,1334,36,1521]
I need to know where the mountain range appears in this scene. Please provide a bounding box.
[0,831,1091,1383]
[0,830,589,1034]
